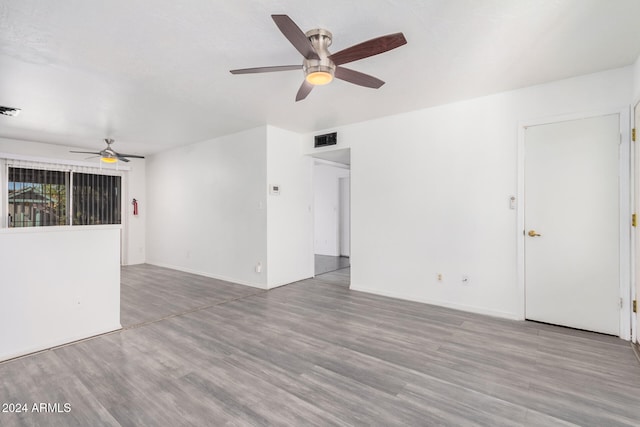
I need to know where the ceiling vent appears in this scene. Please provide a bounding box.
[314,132,337,148]
[0,106,21,117]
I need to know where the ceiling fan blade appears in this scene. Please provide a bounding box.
[271,14,320,60]
[335,67,385,88]
[70,150,101,155]
[116,153,145,159]
[329,32,407,66]
[115,155,130,162]
[295,80,314,102]
[230,65,302,74]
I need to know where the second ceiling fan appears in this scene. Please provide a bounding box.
[230,14,407,101]
[70,138,144,163]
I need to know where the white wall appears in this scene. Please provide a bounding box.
[304,66,633,319]
[125,158,146,265]
[0,137,146,265]
[266,126,314,288]
[146,127,268,288]
[146,125,314,290]
[0,226,121,362]
[314,163,350,256]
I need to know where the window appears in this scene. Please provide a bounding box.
[8,168,69,227]
[7,167,121,228]
[73,173,121,225]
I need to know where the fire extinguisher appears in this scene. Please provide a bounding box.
[132,198,139,216]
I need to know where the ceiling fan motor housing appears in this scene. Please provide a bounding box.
[303,29,335,84]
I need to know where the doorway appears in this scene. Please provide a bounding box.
[519,111,631,338]
[312,150,351,277]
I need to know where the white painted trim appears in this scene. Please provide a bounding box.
[308,143,344,156]
[516,123,526,321]
[311,161,316,267]
[312,158,351,169]
[620,107,632,341]
[146,262,269,290]
[349,285,521,321]
[632,99,640,344]
[0,159,6,228]
[517,107,632,339]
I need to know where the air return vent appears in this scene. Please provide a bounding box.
[314,132,337,148]
[0,106,21,117]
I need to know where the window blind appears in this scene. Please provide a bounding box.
[6,166,122,228]
[73,173,121,225]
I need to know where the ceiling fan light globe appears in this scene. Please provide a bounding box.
[101,156,117,164]
[306,71,333,85]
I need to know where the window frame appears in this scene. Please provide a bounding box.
[0,153,128,230]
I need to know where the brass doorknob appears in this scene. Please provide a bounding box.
[528,230,541,237]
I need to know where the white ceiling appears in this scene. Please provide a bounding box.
[1,0,640,156]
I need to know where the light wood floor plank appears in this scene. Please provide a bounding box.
[1,263,639,426]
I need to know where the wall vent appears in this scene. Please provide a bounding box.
[314,132,337,148]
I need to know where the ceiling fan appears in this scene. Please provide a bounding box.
[70,138,145,163]
[230,14,407,101]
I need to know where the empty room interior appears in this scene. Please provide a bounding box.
[2,1,640,425]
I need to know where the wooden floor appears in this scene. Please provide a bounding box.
[315,254,350,276]
[1,264,640,426]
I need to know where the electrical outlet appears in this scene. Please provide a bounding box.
[437,273,443,282]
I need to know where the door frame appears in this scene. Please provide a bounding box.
[516,108,631,339]
[338,176,351,257]
[632,100,640,344]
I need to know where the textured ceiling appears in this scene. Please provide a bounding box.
[1,0,640,155]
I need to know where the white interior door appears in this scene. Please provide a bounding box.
[525,114,620,335]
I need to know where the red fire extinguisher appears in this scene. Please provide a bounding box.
[132,198,139,216]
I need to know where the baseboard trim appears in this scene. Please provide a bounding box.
[146,262,268,289]
[0,324,122,364]
[349,285,521,321]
